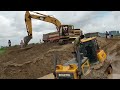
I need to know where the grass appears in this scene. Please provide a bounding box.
[0,48,6,55]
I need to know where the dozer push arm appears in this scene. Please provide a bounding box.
[24,11,62,47]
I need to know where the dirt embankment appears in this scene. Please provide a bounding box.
[97,37,120,78]
[0,43,74,79]
[97,37,120,58]
[0,37,120,79]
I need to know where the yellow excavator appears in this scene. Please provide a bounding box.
[24,11,82,46]
[53,36,112,79]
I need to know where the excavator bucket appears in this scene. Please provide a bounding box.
[23,36,32,47]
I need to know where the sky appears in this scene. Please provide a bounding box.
[0,11,120,46]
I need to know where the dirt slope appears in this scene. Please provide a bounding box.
[0,37,120,79]
[0,43,74,79]
[97,37,120,78]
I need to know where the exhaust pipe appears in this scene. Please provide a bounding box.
[23,36,32,47]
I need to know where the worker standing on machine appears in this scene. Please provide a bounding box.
[73,35,84,61]
[73,35,84,78]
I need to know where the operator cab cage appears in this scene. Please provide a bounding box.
[79,37,100,63]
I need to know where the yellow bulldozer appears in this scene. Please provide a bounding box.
[53,36,112,79]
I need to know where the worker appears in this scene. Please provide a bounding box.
[73,35,84,61]
[8,40,11,47]
[74,35,84,50]
[40,39,41,44]
[106,31,109,39]
[20,40,24,48]
[109,32,111,38]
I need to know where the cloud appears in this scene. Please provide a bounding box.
[0,11,120,46]
[79,11,120,33]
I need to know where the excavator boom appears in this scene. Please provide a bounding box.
[24,11,61,46]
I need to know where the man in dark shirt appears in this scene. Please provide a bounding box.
[8,40,11,47]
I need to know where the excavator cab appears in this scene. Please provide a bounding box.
[59,25,75,44]
[59,25,74,36]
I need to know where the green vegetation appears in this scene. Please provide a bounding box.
[0,47,6,55]
[13,45,19,47]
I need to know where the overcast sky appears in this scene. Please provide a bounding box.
[0,11,120,46]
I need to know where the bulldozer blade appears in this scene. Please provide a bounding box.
[24,36,32,47]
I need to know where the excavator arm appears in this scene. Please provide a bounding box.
[24,11,61,47]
